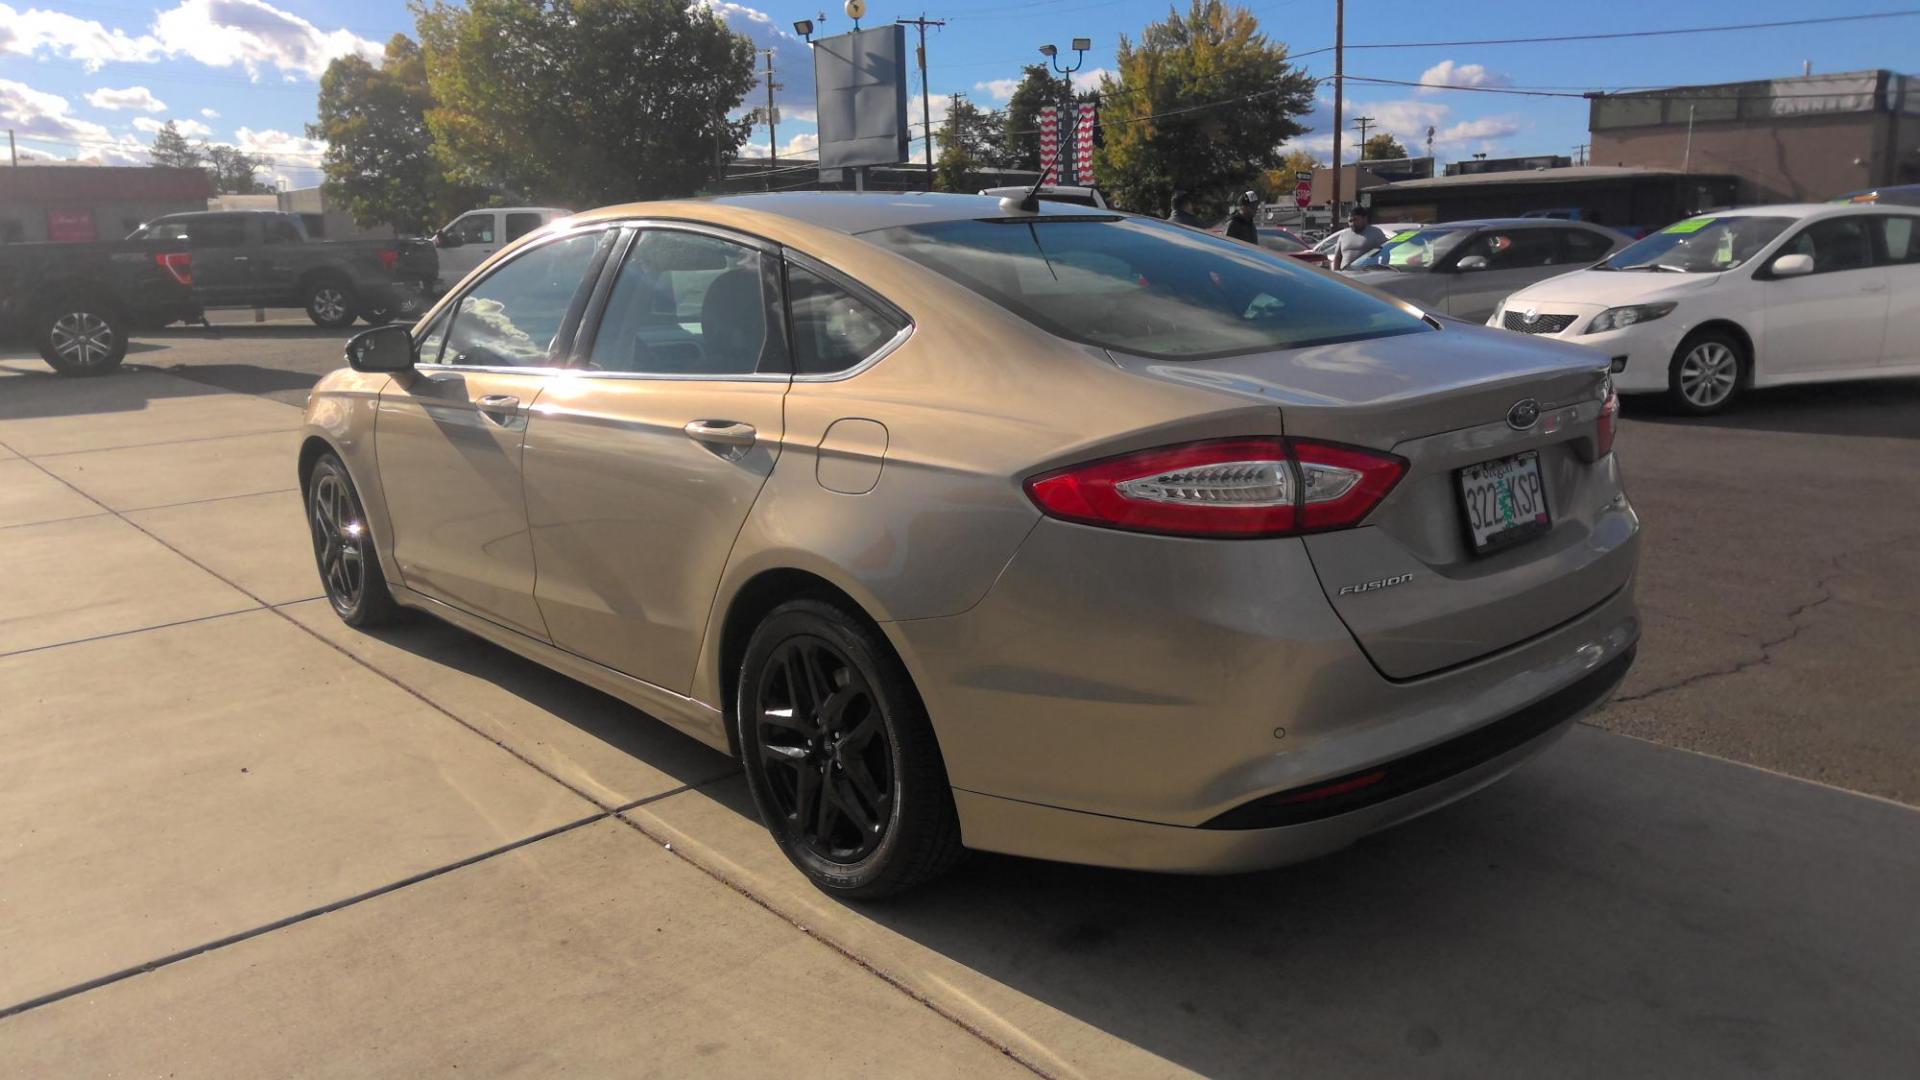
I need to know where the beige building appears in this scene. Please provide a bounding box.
[1588,69,1920,203]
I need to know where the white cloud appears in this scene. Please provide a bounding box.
[1415,60,1513,95]
[1,77,118,146]
[201,107,220,118]
[0,1,381,80]
[85,85,168,112]
[779,131,820,159]
[1283,89,1519,163]
[132,116,212,137]
[975,77,1020,102]
[1071,67,1111,93]
[703,2,814,112]
[233,125,326,168]
[0,5,158,71]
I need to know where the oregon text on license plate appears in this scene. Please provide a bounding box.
[1459,451,1550,552]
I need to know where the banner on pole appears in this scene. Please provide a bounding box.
[1038,106,1060,184]
[1075,102,1096,186]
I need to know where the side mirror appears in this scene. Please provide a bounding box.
[1769,253,1814,278]
[347,324,416,373]
[435,230,460,249]
[1456,255,1490,271]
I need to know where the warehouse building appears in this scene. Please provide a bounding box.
[0,165,212,243]
[1587,69,1919,202]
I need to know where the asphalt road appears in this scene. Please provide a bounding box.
[25,323,1920,807]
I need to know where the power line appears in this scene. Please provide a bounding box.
[1288,9,1920,60]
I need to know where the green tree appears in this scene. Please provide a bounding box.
[1361,132,1409,161]
[310,34,479,233]
[1000,65,1059,172]
[1092,1,1315,216]
[935,94,1005,191]
[202,143,269,194]
[414,0,758,206]
[147,121,203,170]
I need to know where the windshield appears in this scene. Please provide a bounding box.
[1350,227,1467,272]
[866,216,1430,360]
[1599,216,1795,273]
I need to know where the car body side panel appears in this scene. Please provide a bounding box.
[301,369,402,580]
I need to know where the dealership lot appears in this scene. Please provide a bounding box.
[2,329,1917,1075]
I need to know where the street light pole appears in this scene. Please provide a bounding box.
[1041,38,1090,183]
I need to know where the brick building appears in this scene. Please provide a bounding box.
[0,165,213,243]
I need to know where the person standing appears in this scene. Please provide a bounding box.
[1331,204,1388,270]
[1167,190,1205,228]
[1225,191,1260,245]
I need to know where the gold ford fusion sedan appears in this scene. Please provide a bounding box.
[299,193,1640,898]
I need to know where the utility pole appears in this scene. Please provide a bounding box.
[898,14,945,188]
[1330,0,1344,225]
[7,129,15,168]
[760,48,781,188]
[1352,115,1375,156]
[1572,143,1589,166]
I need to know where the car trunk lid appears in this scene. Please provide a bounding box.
[1108,323,1636,679]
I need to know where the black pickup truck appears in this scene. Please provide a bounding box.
[0,235,196,375]
[129,210,439,329]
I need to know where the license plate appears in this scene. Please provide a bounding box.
[1458,451,1551,553]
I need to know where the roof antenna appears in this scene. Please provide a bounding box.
[1003,161,1050,213]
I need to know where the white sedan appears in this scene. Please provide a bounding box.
[1489,203,1920,414]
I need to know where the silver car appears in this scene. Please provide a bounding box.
[1345,219,1631,323]
[299,193,1639,897]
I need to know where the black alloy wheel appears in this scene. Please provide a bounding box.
[738,599,963,898]
[305,454,398,627]
[306,277,358,329]
[38,302,129,376]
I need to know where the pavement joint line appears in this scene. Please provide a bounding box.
[120,486,302,515]
[0,605,263,659]
[7,449,620,811]
[608,807,1055,1079]
[0,510,113,532]
[24,425,305,461]
[0,811,613,1024]
[1578,721,1920,814]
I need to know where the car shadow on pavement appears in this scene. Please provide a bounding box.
[0,356,239,423]
[1626,377,1920,440]
[149,362,327,400]
[153,324,359,343]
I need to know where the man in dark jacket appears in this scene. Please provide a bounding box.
[1168,190,1205,227]
[1225,191,1260,245]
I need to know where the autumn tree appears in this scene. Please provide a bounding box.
[147,121,202,170]
[202,143,269,194]
[1262,146,1319,200]
[311,34,481,233]
[1361,132,1409,160]
[415,0,757,206]
[1092,1,1315,217]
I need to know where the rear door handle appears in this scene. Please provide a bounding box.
[684,419,757,458]
[476,394,520,424]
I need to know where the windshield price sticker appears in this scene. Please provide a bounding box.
[1388,230,1420,242]
[1662,218,1715,235]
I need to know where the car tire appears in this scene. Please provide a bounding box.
[306,453,400,628]
[305,276,358,329]
[737,598,963,899]
[1665,330,1746,415]
[35,298,129,377]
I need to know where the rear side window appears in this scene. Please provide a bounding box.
[1561,228,1614,264]
[587,230,787,376]
[867,217,1427,360]
[1458,229,1558,270]
[264,218,302,245]
[449,214,496,245]
[141,220,191,241]
[440,231,605,367]
[189,217,247,247]
[1875,217,1920,264]
[786,264,903,374]
[505,213,545,241]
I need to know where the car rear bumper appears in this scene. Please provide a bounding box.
[887,517,1639,871]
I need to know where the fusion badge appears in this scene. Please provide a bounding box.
[1338,572,1414,596]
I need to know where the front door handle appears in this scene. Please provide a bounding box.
[476,394,520,425]
[684,419,757,458]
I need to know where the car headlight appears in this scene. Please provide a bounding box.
[1586,302,1676,334]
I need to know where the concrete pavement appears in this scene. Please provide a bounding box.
[2,341,1918,1076]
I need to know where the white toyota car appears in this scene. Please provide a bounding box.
[1489,203,1919,414]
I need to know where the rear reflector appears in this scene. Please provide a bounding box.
[1597,386,1619,457]
[1025,437,1406,539]
[154,251,193,286]
[377,248,400,272]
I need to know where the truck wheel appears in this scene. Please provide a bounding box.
[305,276,358,329]
[36,301,129,377]
[358,305,395,326]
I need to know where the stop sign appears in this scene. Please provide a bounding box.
[1294,180,1312,208]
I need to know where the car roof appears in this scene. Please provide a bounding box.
[1404,217,1610,230]
[1685,203,1901,219]
[573,191,1115,236]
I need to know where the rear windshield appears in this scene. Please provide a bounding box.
[865,217,1429,359]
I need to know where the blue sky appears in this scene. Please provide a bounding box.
[1,0,1913,189]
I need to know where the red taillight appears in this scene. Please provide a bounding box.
[377,248,400,272]
[1596,387,1619,457]
[1024,437,1406,539]
[154,251,192,286]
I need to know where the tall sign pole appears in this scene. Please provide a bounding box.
[898,15,945,187]
[1330,0,1344,224]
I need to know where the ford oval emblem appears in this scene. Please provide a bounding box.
[1507,398,1541,430]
